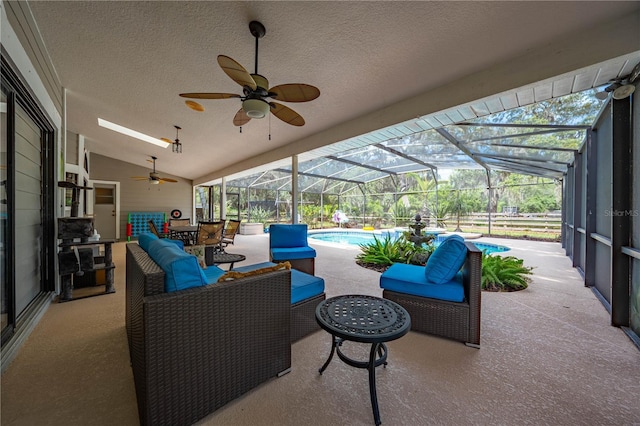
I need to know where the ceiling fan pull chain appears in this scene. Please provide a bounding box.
[269,113,271,140]
[254,35,259,75]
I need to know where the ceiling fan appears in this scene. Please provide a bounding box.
[130,156,178,185]
[595,61,640,100]
[179,20,320,127]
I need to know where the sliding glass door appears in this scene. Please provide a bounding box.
[1,57,55,347]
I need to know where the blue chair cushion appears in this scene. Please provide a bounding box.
[271,246,317,261]
[232,261,325,304]
[269,224,309,248]
[424,235,467,284]
[147,239,206,292]
[380,263,465,302]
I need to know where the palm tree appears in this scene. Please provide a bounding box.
[447,190,473,232]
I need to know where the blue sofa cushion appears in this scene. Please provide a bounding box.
[232,261,325,304]
[424,235,467,284]
[271,246,317,261]
[269,224,309,248]
[202,264,226,284]
[165,239,185,250]
[380,263,465,302]
[147,239,206,292]
[138,232,184,251]
[138,232,158,251]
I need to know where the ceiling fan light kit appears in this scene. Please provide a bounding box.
[130,156,178,184]
[243,98,270,118]
[179,20,320,128]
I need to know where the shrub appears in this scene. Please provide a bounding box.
[481,251,533,291]
[356,233,432,267]
[249,206,272,224]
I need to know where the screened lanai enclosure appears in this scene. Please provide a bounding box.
[196,89,602,232]
[195,83,640,348]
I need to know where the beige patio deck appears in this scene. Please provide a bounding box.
[1,233,638,425]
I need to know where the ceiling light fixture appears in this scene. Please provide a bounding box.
[97,118,170,147]
[171,125,182,153]
[594,61,640,101]
[612,84,635,100]
[161,125,183,154]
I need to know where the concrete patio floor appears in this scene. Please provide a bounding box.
[1,232,638,425]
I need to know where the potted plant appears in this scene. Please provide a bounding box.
[246,206,273,233]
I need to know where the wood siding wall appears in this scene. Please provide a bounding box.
[4,1,62,114]
[89,154,193,239]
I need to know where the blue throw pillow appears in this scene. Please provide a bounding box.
[147,239,206,292]
[424,235,467,284]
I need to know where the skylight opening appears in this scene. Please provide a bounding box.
[97,118,170,148]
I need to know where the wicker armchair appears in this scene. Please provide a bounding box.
[269,224,316,275]
[382,242,482,347]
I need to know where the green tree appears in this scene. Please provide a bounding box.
[446,190,475,232]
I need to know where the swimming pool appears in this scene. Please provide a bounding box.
[308,230,510,253]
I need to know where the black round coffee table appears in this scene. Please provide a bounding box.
[315,294,411,426]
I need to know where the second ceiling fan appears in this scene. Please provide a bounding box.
[179,21,320,127]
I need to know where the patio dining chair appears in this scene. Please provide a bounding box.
[221,219,241,249]
[169,218,190,227]
[196,221,224,263]
[147,219,168,238]
[169,218,192,244]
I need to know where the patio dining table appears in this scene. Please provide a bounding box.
[168,225,198,245]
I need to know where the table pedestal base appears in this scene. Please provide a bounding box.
[319,336,388,426]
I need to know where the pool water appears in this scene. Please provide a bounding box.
[308,230,510,253]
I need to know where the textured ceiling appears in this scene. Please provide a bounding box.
[26,1,640,182]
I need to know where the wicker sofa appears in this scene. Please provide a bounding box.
[125,243,292,426]
[381,241,482,347]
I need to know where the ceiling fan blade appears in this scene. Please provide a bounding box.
[159,177,178,183]
[185,100,205,112]
[269,84,320,102]
[269,102,305,126]
[217,55,257,90]
[179,92,241,99]
[160,138,172,143]
[131,177,149,181]
[233,108,251,126]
